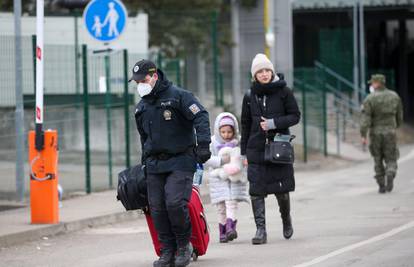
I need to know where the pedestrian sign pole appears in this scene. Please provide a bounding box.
[28,0,59,224]
[83,0,128,189]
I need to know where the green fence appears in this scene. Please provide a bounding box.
[0,35,35,107]
[319,28,354,83]
[294,63,397,160]
[1,27,229,199]
[294,68,328,162]
[0,34,148,197]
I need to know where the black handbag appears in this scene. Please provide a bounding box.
[117,164,149,211]
[264,134,295,164]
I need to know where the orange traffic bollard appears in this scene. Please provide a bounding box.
[28,129,59,224]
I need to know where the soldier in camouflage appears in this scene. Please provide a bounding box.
[360,74,403,193]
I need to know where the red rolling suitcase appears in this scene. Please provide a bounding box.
[145,185,209,261]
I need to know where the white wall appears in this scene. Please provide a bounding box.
[0,12,148,107]
[0,12,148,53]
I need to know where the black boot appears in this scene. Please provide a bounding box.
[153,248,175,267]
[174,243,193,267]
[276,193,294,240]
[377,177,386,194]
[251,197,267,245]
[386,175,394,192]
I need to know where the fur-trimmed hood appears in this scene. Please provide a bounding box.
[213,112,240,144]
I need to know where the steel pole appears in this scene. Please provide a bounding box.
[14,0,25,201]
[104,54,113,188]
[322,86,328,157]
[231,0,242,115]
[74,11,81,97]
[32,35,36,96]
[301,85,307,163]
[359,0,366,103]
[353,0,360,106]
[123,49,130,169]
[82,45,91,194]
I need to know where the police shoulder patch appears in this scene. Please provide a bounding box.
[189,103,201,115]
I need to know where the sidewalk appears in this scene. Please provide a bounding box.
[0,183,211,248]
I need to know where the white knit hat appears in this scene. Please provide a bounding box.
[251,53,275,78]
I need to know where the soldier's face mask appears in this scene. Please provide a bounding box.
[137,76,154,97]
[369,85,375,94]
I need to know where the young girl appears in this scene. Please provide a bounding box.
[205,112,249,243]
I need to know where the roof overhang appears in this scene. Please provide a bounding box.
[292,0,414,10]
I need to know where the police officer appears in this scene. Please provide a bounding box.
[130,60,211,267]
[361,74,403,194]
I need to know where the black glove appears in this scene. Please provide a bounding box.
[195,144,211,164]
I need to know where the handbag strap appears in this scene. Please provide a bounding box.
[251,93,272,143]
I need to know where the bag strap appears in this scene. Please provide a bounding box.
[245,89,265,115]
[245,89,251,106]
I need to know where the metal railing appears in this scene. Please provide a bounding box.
[315,60,367,106]
[294,62,365,160]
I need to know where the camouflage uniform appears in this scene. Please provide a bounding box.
[360,75,403,191]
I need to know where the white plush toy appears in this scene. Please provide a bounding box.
[210,147,246,183]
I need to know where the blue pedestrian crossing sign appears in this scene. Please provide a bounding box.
[83,0,128,42]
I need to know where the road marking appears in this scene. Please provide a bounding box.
[399,148,414,164]
[293,220,414,267]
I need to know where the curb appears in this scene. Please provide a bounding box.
[0,192,211,248]
[0,210,141,248]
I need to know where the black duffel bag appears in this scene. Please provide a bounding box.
[117,164,148,211]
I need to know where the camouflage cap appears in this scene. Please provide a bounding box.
[368,74,386,84]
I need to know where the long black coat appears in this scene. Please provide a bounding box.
[240,79,301,196]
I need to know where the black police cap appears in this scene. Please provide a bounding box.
[128,60,157,82]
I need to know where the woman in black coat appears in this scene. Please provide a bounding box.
[240,53,301,244]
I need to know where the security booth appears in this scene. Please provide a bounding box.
[293,0,414,123]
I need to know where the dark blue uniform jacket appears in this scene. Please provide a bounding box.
[135,70,211,174]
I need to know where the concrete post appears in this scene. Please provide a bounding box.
[274,0,294,87]
[231,0,242,115]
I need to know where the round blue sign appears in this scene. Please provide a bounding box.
[83,0,128,42]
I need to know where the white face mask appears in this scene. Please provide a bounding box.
[137,77,154,97]
[369,85,375,94]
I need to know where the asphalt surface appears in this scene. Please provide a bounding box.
[1,145,413,267]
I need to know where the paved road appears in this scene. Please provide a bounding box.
[1,146,414,267]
